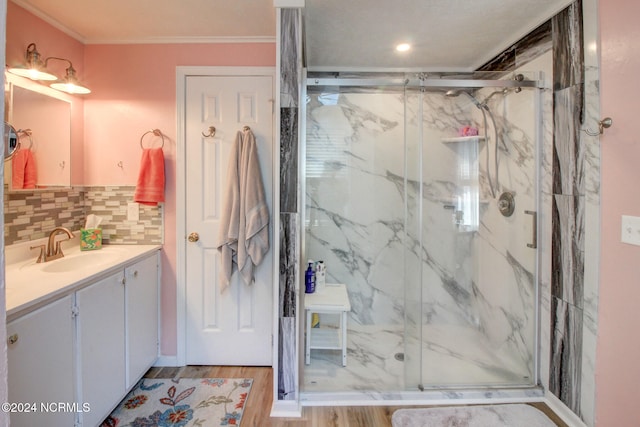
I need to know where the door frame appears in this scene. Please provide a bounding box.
[175,66,278,366]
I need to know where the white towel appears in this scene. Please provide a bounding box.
[218,129,270,290]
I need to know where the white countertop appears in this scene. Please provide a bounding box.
[5,238,161,322]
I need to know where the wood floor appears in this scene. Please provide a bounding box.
[144,366,569,427]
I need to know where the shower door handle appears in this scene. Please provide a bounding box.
[525,210,537,249]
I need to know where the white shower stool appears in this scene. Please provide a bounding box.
[305,283,351,366]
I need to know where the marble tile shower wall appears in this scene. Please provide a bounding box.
[550,1,590,421]
[277,8,301,402]
[306,76,541,382]
[4,186,163,246]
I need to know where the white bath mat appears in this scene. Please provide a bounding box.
[392,404,557,427]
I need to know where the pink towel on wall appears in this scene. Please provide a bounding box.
[11,148,37,189]
[133,147,165,205]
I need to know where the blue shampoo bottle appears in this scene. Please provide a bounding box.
[305,260,316,293]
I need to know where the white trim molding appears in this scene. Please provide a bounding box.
[273,0,305,7]
[175,66,277,368]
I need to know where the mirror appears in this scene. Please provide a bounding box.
[3,122,18,159]
[4,75,72,191]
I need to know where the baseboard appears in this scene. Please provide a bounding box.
[153,355,182,367]
[271,400,302,418]
[543,392,588,427]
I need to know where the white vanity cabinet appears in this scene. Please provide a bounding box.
[125,254,160,388]
[7,295,76,427]
[76,271,126,427]
[77,253,160,426]
[6,249,160,427]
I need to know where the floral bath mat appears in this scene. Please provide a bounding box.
[101,377,253,427]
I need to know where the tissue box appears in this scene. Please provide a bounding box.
[80,228,102,251]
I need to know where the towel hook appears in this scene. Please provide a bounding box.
[140,129,165,149]
[202,126,216,138]
[584,117,613,136]
[242,125,251,132]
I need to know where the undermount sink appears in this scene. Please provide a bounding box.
[40,250,122,273]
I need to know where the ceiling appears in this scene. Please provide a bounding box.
[11,0,277,43]
[304,0,574,71]
[12,0,573,70]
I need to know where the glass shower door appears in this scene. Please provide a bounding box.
[406,83,539,389]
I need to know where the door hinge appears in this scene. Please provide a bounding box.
[71,305,80,318]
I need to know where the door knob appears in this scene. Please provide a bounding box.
[188,232,200,242]
[7,334,18,345]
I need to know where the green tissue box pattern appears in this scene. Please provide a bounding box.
[81,228,102,251]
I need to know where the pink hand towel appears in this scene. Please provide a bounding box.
[133,148,165,205]
[11,148,37,189]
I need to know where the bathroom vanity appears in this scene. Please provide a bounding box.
[5,241,161,427]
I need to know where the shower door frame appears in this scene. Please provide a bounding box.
[302,72,544,393]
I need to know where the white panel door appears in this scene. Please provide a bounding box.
[185,74,274,365]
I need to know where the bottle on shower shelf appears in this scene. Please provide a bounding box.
[305,260,316,293]
[315,261,326,292]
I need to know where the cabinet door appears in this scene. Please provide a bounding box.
[7,295,75,427]
[125,253,159,388]
[77,272,125,427]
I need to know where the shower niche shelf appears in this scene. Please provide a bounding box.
[441,136,487,144]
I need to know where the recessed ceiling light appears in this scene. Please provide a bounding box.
[396,43,411,52]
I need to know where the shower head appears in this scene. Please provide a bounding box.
[445,89,483,109]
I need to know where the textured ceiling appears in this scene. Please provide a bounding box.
[11,0,277,43]
[12,0,573,70]
[304,0,574,70]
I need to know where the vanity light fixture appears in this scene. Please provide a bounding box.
[7,43,91,95]
[7,43,58,81]
[395,43,411,52]
[47,58,91,94]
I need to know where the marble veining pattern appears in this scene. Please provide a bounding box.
[277,5,302,404]
[280,108,299,213]
[549,296,583,414]
[305,78,539,389]
[479,20,552,72]
[551,194,585,307]
[303,324,538,394]
[548,2,591,419]
[279,213,298,317]
[553,86,585,196]
[280,9,299,108]
[278,317,297,400]
[552,0,584,91]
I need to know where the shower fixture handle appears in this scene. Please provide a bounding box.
[525,210,537,249]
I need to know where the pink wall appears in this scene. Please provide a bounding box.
[6,1,85,185]
[83,43,275,356]
[597,0,640,425]
[7,2,276,357]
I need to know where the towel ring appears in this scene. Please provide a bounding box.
[242,125,251,132]
[140,129,165,149]
[17,129,33,150]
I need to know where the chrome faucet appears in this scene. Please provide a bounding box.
[30,227,75,263]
